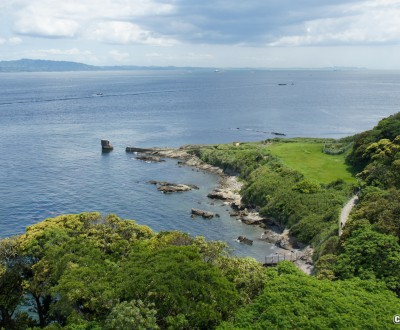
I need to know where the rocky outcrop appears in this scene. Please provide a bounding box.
[136,155,165,163]
[126,145,224,175]
[276,236,291,250]
[191,208,215,219]
[101,140,113,152]
[259,230,282,244]
[259,229,300,250]
[237,236,253,245]
[148,181,199,193]
[239,212,266,225]
[297,246,314,264]
[207,189,237,201]
[294,246,314,275]
[126,147,154,153]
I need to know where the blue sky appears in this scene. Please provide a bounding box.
[1,0,400,68]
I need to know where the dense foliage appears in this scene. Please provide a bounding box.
[1,214,398,329]
[347,112,400,170]
[316,112,400,295]
[0,213,267,329]
[218,262,400,330]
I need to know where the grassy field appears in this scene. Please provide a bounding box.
[265,139,356,184]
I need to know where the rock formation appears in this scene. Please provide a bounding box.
[136,155,165,163]
[101,140,113,152]
[148,181,199,193]
[237,236,253,245]
[191,208,215,219]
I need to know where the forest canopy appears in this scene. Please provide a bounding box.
[1,213,399,329]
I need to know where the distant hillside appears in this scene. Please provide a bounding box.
[0,59,98,72]
[0,59,209,72]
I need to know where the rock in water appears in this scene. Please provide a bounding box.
[101,139,113,152]
[147,181,199,193]
[191,208,215,219]
[237,236,253,245]
[136,155,165,163]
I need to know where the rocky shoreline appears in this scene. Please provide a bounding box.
[126,145,314,274]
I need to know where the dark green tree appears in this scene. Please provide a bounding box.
[219,262,400,330]
[118,245,239,329]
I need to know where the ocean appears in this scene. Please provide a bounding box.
[1,69,399,260]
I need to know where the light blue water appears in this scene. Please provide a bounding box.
[1,69,399,260]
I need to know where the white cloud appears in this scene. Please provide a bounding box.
[86,21,178,46]
[0,36,22,45]
[146,52,163,57]
[20,48,93,60]
[269,0,400,46]
[15,16,80,38]
[109,49,130,62]
[38,48,92,56]
[3,0,400,68]
[12,0,174,39]
[143,50,214,64]
[8,36,22,45]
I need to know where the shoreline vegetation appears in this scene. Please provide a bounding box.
[126,144,317,273]
[1,112,399,329]
[126,137,358,264]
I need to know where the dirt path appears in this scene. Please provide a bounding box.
[339,195,358,236]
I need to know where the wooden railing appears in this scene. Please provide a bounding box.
[264,252,299,266]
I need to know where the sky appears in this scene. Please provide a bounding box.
[1,0,400,68]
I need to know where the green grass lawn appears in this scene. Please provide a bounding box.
[265,140,356,184]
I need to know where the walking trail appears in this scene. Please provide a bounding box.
[339,195,358,236]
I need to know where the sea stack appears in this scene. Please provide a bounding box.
[101,139,113,152]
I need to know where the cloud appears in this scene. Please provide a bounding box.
[4,0,400,53]
[86,21,178,46]
[15,17,80,38]
[37,48,92,56]
[135,0,400,47]
[109,49,130,62]
[19,47,94,61]
[144,1,363,45]
[269,0,400,46]
[11,0,175,41]
[0,36,22,45]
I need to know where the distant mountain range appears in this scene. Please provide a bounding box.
[0,59,97,72]
[0,59,204,72]
[0,59,366,73]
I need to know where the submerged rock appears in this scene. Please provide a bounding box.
[237,236,253,245]
[136,155,165,163]
[191,208,215,219]
[148,181,199,193]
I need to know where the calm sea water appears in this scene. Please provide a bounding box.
[1,69,399,260]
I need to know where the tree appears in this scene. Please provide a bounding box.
[357,136,400,188]
[336,222,400,294]
[218,262,400,330]
[49,237,120,323]
[118,245,239,329]
[105,300,159,330]
[0,237,36,329]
